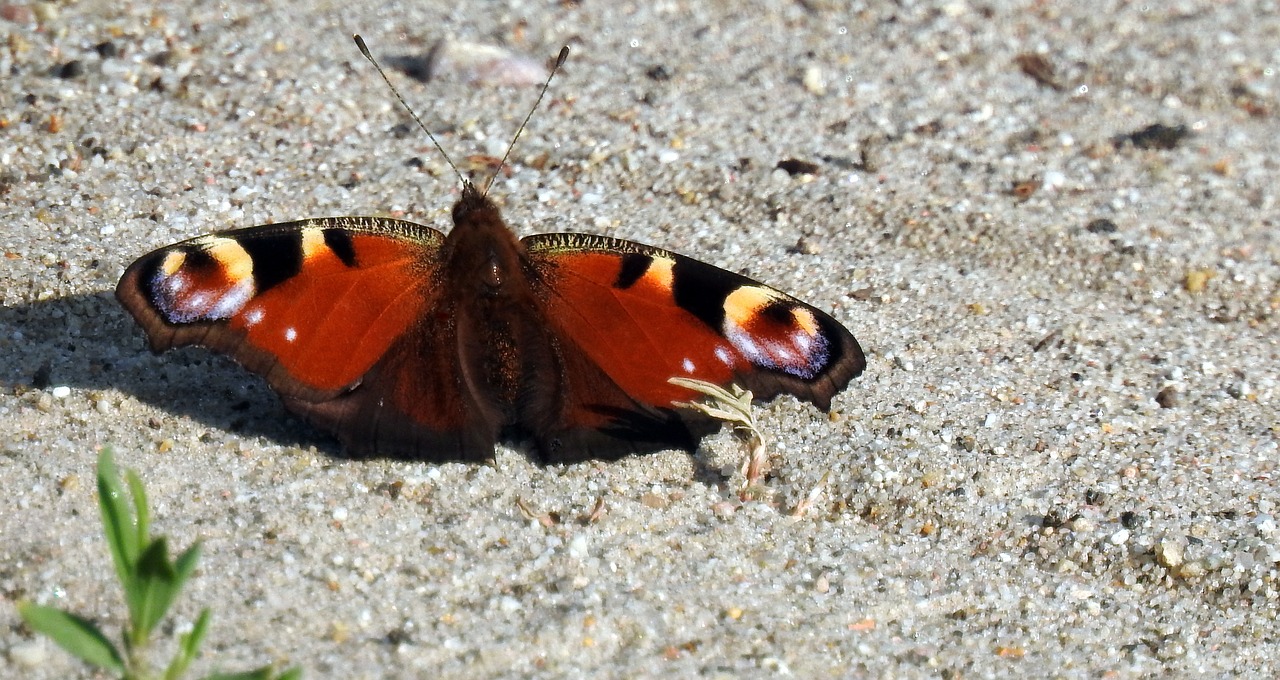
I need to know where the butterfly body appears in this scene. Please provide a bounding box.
[119,180,864,463]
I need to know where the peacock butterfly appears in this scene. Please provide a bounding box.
[114,37,865,464]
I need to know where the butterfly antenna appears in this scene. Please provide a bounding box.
[482,45,570,197]
[353,34,467,187]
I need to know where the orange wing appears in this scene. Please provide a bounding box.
[116,216,497,461]
[523,233,864,459]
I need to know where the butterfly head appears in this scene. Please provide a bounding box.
[452,180,503,226]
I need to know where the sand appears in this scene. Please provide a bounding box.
[2,0,1277,677]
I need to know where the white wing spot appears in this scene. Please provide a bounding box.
[285,327,298,343]
[160,271,189,295]
[726,327,763,362]
[209,278,253,319]
[681,358,696,374]
[243,306,264,327]
[725,322,822,379]
[791,328,814,354]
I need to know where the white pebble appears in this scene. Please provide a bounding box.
[9,640,48,667]
[1109,529,1130,545]
[802,64,827,95]
[51,386,71,398]
[1179,561,1206,578]
[1156,538,1184,568]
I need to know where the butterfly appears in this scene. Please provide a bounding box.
[114,38,865,464]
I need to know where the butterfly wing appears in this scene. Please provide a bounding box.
[522,233,865,461]
[115,216,498,461]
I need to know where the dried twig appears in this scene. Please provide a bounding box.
[670,377,769,500]
[515,497,558,527]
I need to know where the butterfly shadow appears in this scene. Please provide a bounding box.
[3,292,736,477]
[2,291,339,455]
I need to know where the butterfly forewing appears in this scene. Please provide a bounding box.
[116,216,445,399]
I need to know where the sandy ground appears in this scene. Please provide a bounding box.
[2,0,1278,677]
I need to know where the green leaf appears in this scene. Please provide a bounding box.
[17,601,126,675]
[204,667,299,680]
[165,608,211,680]
[203,671,271,680]
[173,542,203,591]
[126,469,152,548]
[97,449,140,593]
[132,538,181,639]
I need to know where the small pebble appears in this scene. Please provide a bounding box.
[419,40,548,87]
[1176,560,1207,578]
[33,1,58,22]
[57,60,84,79]
[1184,269,1214,293]
[1156,537,1185,568]
[1070,517,1095,533]
[1085,218,1118,234]
[95,41,119,59]
[815,573,830,593]
[9,640,48,667]
[0,4,36,23]
[640,492,668,509]
[568,534,589,559]
[802,64,827,95]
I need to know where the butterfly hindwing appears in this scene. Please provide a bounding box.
[523,232,865,453]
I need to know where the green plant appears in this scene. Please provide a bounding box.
[17,449,300,680]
